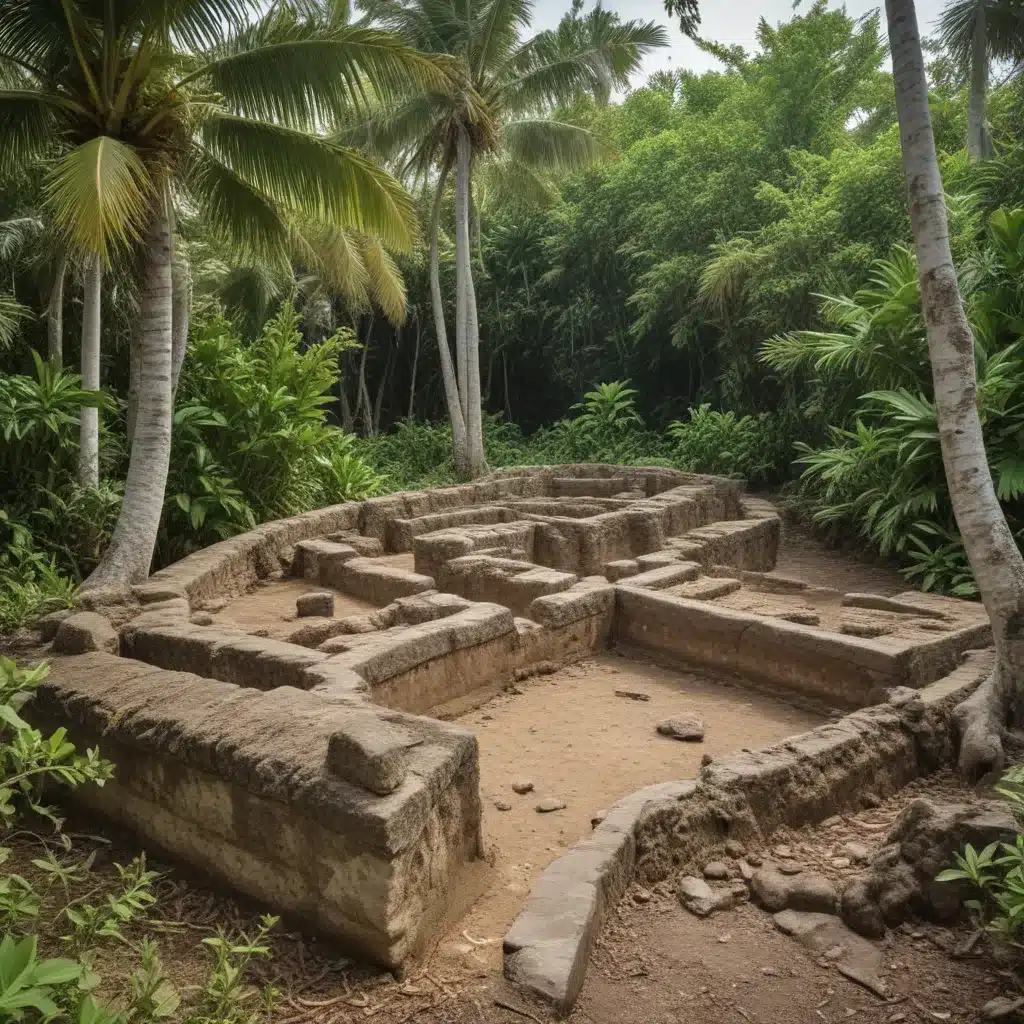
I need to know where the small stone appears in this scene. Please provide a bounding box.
[717,933,731,943]
[513,667,531,682]
[739,860,754,881]
[678,876,734,918]
[633,888,652,904]
[983,996,1024,1019]
[773,844,794,859]
[511,779,534,794]
[494,800,512,811]
[861,792,881,809]
[831,857,852,869]
[761,967,778,977]
[703,861,730,881]
[725,839,746,859]
[190,611,214,626]
[842,841,871,864]
[536,798,566,813]
[746,852,763,867]
[701,753,713,767]
[296,591,335,618]
[615,688,650,701]
[778,861,804,876]
[656,715,706,741]
[822,815,843,828]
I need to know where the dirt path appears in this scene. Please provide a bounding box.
[770,518,908,596]
[438,653,823,972]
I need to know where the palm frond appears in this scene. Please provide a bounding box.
[0,292,32,348]
[187,149,292,269]
[0,0,68,72]
[697,238,762,318]
[200,114,418,250]
[0,90,61,176]
[44,136,152,258]
[360,234,406,323]
[939,0,1024,64]
[501,118,608,170]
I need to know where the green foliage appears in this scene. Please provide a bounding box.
[667,405,798,485]
[0,656,280,1022]
[938,765,1024,944]
[762,209,1024,594]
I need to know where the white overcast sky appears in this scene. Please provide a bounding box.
[530,1,948,81]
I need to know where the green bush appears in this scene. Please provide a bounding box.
[666,405,799,484]
[0,656,281,1022]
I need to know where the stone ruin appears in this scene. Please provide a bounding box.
[33,465,993,1007]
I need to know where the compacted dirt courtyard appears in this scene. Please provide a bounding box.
[442,653,824,969]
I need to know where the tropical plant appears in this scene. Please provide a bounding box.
[886,0,1024,779]
[0,0,445,588]
[360,0,667,477]
[938,0,1024,160]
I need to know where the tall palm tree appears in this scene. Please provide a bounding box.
[361,0,667,478]
[0,0,447,587]
[938,0,1024,160]
[887,0,1024,779]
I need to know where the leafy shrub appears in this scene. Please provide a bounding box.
[938,765,1024,944]
[666,405,799,484]
[159,305,381,564]
[0,656,281,1022]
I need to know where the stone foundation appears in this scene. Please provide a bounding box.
[36,465,991,976]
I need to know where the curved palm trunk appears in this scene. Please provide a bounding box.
[429,165,470,476]
[78,252,102,488]
[455,126,486,477]
[967,5,993,161]
[888,0,1024,778]
[47,252,66,367]
[84,201,175,590]
[171,254,191,397]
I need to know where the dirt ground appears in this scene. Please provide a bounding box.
[443,653,824,971]
[209,577,381,637]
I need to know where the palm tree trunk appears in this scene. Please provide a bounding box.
[429,166,470,475]
[967,4,992,161]
[47,252,66,367]
[84,200,175,589]
[456,126,486,477]
[454,126,472,426]
[171,254,191,397]
[78,252,102,488]
[408,311,420,421]
[888,0,1024,778]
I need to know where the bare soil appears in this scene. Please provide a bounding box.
[443,653,824,972]
[210,578,380,638]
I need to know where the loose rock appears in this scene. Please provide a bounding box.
[751,866,835,914]
[511,779,534,795]
[190,611,214,626]
[656,714,706,741]
[535,797,566,813]
[725,839,746,859]
[296,591,335,618]
[982,996,1024,1020]
[494,800,512,812]
[777,860,804,876]
[703,860,730,881]
[677,876,733,918]
[842,841,871,864]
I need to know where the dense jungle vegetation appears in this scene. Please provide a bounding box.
[2,0,1024,631]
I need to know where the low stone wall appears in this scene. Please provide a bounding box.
[614,584,991,709]
[502,651,992,1014]
[35,652,484,968]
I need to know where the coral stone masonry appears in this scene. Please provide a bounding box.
[33,465,993,994]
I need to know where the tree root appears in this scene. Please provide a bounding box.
[954,670,1007,782]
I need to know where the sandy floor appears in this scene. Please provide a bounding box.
[440,652,823,968]
[210,577,380,638]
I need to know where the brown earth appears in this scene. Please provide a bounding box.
[442,653,824,973]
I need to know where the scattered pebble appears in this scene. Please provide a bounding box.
[632,888,652,904]
[842,841,871,864]
[494,800,512,812]
[777,860,804,876]
[511,779,534,795]
[831,857,851,869]
[725,839,746,858]
[656,715,706,741]
[536,797,566,813]
[773,845,794,859]
[746,852,763,867]
[703,860,730,881]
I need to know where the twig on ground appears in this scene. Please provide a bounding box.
[493,995,544,1024]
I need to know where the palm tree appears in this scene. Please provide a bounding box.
[938,0,1024,160]
[0,0,447,587]
[361,0,667,478]
[886,0,1024,779]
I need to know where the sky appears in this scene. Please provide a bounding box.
[530,0,948,82]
